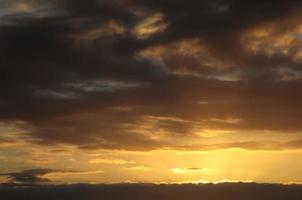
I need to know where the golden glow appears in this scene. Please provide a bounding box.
[2,134,302,184]
[2,125,302,184]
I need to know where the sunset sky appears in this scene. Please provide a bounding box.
[1,0,302,185]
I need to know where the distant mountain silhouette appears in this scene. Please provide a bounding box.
[0,183,302,200]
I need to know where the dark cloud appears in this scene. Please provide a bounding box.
[0,138,15,144]
[0,0,302,151]
[0,168,81,184]
[1,169,55,184]
[176,140,302,151]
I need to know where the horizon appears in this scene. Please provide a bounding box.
[1,182,302,200]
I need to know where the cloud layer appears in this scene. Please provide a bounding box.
[1,0,302,151]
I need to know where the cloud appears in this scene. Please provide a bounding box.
[88,158,135,165]
[0,169,61,184]
[124,166,151,171]
[132,12,168,39]
[170,167,207,174]
[175,140,302,151]
[0,138,15,144]
[0,168,103,184]
[0,0,302,151]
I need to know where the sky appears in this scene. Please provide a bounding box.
[1,0,302,185]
